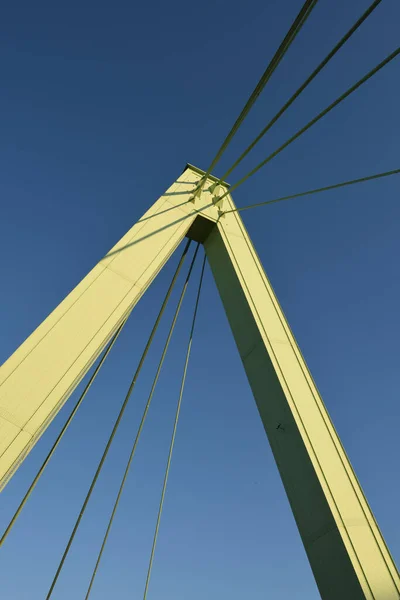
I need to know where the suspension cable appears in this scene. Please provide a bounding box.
[211,0,383,189]
[224,168,400,214]
[143,252,207,600]
[0,318,129,548]
[83,243,201,600]
[45,239,193,599]
[218,46,400,202]
[193,0,318,197]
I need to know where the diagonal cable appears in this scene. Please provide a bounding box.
[218,46,400,202]
[211,0,383,189]
[143,252,207,600]
[83,243,201,600]
[45,239,193,600]
[224,168,400,214]
[0,317,129,548]
[193,0,319,197]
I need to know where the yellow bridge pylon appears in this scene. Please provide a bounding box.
[0,164,399,599]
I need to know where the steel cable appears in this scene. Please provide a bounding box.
[82,242,201,599]
[211,0,383,189]
[193,0,319,197]
[224,168,400,214]
[143,253,207,600]
[218,46,400,202]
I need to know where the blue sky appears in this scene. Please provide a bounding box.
[0,0,399,598]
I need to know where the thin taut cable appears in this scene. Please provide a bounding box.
[45,239,192,600]
[83,243,201,600]
[143,252,207,600]
[211,0,383,189]
[224,168,400,214]
[0,318,129,548]
[218,46,400,202]
[194,0,318,196]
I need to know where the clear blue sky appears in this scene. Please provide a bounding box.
[0,0,399,598]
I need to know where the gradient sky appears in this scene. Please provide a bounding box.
[0,1,399,598]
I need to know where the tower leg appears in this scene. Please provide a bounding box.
[204,196,400,599]
[0,167,208,490]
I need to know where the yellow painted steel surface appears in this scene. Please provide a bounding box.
[203,186,400,599]
[0,167,218,492]
[1,164,399,598]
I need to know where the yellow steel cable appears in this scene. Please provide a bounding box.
[218,46,400,202]
[224,168,400,214]
[193,0,319,197]
[83,243,201,600]
[0,317,129,548]
[211,0,383,189]
[45,239,193,599]
[143,252,207,600]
